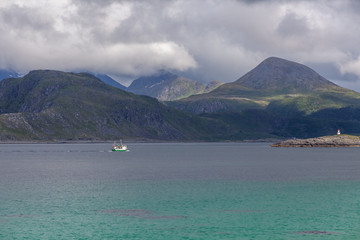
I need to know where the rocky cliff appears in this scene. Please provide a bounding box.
[127,70,222,101]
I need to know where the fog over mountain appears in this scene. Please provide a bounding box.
[1,0,360,90]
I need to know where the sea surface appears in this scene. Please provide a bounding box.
[0,142,360,239]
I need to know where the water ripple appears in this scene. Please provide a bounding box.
[294,230,336,235]
[97,209,188,220]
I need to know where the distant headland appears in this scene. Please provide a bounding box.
[271,134,360,147]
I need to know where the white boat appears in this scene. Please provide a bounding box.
[112,140,128,152]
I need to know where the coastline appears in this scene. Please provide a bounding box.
[271,134,360,147]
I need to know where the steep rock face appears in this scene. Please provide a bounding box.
[0,70,226,141]
[127,70,221,101]
[155,78,204,101]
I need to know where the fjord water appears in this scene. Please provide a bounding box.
[1,143,360,239]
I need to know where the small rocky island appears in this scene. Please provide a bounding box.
[271,134,360,147]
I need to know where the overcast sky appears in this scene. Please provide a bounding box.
[1,0,360,90]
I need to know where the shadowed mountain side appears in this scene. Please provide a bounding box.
[167,97,264,115]
[0,69,21,82]
[91,73,127,90]
[0,70,228,141]
[198,105,360,139]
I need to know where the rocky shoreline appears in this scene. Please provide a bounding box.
[271,135,360,147]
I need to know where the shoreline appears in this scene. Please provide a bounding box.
[271,134,360,147]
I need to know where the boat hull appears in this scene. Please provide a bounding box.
[112,140,128,152]
[112,149,128,152]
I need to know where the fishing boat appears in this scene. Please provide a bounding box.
[112,140,128,152]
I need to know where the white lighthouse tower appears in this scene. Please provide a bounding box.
[337,129,341,135]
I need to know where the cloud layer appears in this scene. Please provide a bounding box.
[1,0,360,89]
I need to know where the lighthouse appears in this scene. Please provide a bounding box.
[337,129,341,135]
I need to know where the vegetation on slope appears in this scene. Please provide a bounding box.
[0,70,227,141]
[168,57,360,139]
[171,57,360,115]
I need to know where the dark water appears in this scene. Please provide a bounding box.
[1,142,360,239]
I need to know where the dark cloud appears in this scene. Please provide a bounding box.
[306,61,359,86]
[0,0,360,90]
[0,5,51,31]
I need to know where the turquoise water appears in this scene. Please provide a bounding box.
[1,143,360,239]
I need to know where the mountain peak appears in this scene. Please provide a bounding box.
[127,71,207,101]
[262,56,292,63]
[128,70,178,90]
[154,69,177,77]
[235,57,337,92]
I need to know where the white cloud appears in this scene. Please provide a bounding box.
[340,57,360,77]
[102,2,132,34]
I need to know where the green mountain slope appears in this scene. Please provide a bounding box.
[167,57,360,139]
[171,57,360,115]
[127,70,222,101]
[0,70,226,141]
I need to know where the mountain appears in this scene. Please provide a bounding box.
[0,70,128,90]
[234,57,336,92]
[167,57,360,139]
[127,70,222,101]
[0,69,21,81]
[90,73,127,90]
[170,57,360,115]
[0,70,226,141]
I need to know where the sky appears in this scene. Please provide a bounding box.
[1,0,360,90]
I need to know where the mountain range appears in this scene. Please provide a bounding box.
[0,70,226,141]
[1,69,221,102]
[1,57,360,141]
